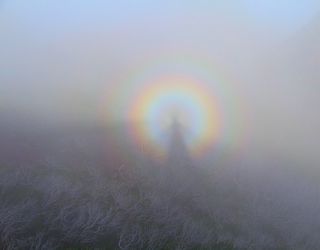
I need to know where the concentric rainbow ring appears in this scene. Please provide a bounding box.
[128,75,221,158]
[103,59,244,160]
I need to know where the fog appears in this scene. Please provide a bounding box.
[1,1,320,249]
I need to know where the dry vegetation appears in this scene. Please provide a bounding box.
[0,125,319,249]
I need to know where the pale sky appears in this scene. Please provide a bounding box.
[1,0,319,34]
[1,0,319,121]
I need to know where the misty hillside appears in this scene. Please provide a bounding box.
[1,120,320,249]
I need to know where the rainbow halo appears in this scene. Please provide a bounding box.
[105,60,243,160]
[128,74,221,158]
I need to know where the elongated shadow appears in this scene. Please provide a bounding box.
[166,116,192,167]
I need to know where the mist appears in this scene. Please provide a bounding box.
[1,1,320,249]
